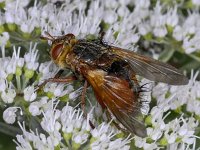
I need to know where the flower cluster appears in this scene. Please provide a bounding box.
[0,0,200,149]
[14,100,131,150]
[153,71,200,115]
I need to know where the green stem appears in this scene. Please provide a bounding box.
[22,75,29,90]
[16,75,21,91]
[0,122,22,137]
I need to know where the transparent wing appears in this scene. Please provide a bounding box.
[111,47,188,85]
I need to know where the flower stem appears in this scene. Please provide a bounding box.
[0,122,22,137]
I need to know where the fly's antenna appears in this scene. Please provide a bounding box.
[40,31,55,41]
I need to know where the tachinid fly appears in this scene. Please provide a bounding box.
[40,32,188,137]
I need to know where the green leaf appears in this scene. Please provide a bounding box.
[188,53,200,62]
[0,133,16,150]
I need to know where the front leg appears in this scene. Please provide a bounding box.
[37,75,77,91]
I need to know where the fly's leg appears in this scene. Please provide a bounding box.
[40,76,76,86]
[106,111,127,133]
[36,71,77,91]
[54,69,64,78]
[81,80,88,115]
[37,69,64,89]
[130,74,139,84]
[130,73,152,93]
[99,32,105,41]
[81,80,95,129]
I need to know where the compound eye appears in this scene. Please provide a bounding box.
[51,44,63,60]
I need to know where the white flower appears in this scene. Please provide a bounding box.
[61,104,90,133]
[143,142,157,150]
[166,116,198,146]
[150,2,165,27]
[15,134,32,150]
[0,46,24,79]
[29,102,40,116]
[118,32,140,46]
[24,43,39,70]
[134,0,150,9]
[132,7,149,25]
[43,82,74,98]
[0,78,7,92]
[68,87,82,100]
[6,60,16,74]
[182,12,200,37]
[166,7,178,27]
[118,0,131,6]
[153,71,200,116]
[149,1,170,37]
[0,69,7,79]
[29,97,48,116]
[153,26,167,37]
[1,87,16,103]
[90,123,124,149]
[41,101,61,133]
[39,61,59,83]
[40,100,62,147]
[182,33,200,54]
[20,23,30,33]
[165,131,177,144]
[138,22,151,35]
[15,101,131,149]
[117,5,130,17]
[0,32,9,48]
[104,0,119,9]
[3,107,19,124]
[173,26,184,41]
[147,127,163,141]
[103,10,118,24]
[24,86,37,102]
[108,138,131,150]
[12,47,25,67]
[134,136,158,150]
[72,132,89,145]
[15,122,55,150]
[192,0,200,6]
[5,11,15,23]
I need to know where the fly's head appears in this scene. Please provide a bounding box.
[41,31,77,68]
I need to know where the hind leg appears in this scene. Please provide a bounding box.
[81,80,95,129]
